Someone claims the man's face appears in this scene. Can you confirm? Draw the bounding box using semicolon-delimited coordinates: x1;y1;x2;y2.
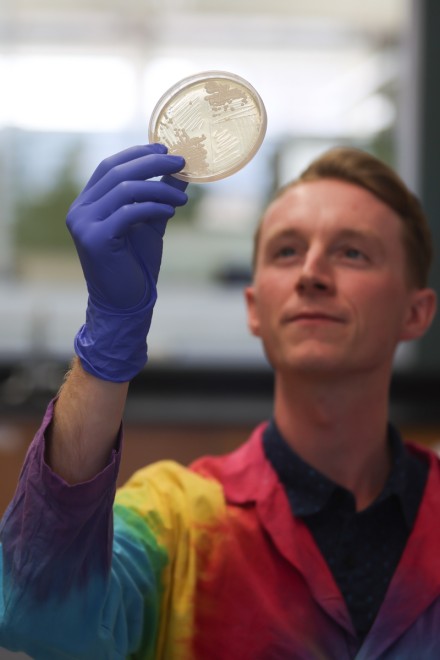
245;178;433;378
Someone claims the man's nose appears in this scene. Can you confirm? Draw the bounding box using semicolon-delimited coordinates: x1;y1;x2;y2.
295;251;335;295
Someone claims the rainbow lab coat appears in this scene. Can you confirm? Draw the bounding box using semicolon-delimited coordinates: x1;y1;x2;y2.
1;400;440;659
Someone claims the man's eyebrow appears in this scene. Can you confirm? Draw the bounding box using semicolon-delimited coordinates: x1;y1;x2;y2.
265;227;382;242
265;228;303;243
262;227;387;256
333;228;384;247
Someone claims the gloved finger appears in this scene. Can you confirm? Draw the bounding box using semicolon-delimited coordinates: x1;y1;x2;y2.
81;154;186;204
106;201;178;237
161;174;189;192
87;180;188;219
82;144;168;194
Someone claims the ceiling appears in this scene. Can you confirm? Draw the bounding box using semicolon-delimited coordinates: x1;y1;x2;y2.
1;0;409;50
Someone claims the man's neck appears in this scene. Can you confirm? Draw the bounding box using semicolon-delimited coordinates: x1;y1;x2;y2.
273;370;393;511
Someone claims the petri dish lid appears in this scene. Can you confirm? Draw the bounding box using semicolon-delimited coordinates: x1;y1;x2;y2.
148;70;267;183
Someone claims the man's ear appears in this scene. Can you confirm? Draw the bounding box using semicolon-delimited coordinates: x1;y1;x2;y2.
400;288;437;341
244;286;261;337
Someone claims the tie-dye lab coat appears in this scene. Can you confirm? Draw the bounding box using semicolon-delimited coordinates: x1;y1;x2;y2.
1;400;440;659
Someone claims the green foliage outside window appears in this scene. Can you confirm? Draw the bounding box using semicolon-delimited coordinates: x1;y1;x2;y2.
13;145;205;255
14;147;81;253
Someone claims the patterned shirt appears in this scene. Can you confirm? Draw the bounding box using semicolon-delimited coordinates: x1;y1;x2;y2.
263;420;428;642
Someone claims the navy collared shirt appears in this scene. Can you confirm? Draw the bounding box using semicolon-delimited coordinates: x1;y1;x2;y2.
263;420;429;642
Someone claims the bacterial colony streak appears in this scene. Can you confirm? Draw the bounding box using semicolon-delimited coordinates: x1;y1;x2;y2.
151;75;266;180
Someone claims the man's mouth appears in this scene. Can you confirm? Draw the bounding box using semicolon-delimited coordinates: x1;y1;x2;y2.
284;311;346;324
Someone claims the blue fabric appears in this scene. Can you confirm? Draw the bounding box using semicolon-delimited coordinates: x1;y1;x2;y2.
263;420;428;641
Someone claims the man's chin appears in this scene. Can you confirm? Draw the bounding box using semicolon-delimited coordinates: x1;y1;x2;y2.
271;349;349;375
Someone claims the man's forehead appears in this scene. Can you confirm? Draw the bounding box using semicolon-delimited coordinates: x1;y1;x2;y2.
261;178;402;235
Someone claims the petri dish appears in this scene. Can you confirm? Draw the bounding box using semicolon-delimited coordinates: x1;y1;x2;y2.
148;71;267;183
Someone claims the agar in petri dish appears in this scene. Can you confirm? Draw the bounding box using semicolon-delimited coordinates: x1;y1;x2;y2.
148;71;267;183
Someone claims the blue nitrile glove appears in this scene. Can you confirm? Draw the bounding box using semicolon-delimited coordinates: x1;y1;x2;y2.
66;143;188;382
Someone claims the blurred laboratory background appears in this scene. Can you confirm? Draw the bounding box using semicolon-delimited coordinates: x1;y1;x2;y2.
0;0;440;579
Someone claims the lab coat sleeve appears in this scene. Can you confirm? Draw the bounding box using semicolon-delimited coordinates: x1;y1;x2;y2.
0;400;162;660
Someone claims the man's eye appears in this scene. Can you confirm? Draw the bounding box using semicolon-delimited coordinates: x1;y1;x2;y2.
343;247;366;260
276;246;296;258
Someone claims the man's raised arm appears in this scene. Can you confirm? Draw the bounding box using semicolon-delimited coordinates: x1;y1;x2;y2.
47;143;188;484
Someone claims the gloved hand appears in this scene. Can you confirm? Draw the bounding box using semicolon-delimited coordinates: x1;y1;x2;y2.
66;143;188;382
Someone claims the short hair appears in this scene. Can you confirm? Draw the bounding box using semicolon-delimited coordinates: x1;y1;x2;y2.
252;147;433;288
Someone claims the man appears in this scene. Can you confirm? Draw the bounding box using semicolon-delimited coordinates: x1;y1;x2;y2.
0;143;439;659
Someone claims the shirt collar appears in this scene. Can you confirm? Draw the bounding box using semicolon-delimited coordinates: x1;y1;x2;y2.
262;420;428;528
